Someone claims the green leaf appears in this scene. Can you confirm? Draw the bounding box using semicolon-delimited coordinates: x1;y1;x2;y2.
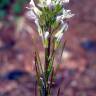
39;15;46;26
45;58;53;81
51;21;59;30
54;4;62;15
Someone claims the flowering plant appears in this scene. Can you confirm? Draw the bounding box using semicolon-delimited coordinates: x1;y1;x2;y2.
27;0;74;96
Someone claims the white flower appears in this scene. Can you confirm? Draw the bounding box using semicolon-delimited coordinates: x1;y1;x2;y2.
27;0;74;43
44;31;49;39
37;0;52;8
46;0;51;6
62;9;74;19
28;0;42;16
61;0;69;3
53;0;69;5
38;0;69;8
56;9;74;23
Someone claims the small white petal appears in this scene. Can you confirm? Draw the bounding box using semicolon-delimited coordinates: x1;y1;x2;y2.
56;9;74;21
30;0;35;7
46;0;51;6
56;15;62;22
44;31;49;39
56;9;74;23
62;0;69;3
62;9;74;19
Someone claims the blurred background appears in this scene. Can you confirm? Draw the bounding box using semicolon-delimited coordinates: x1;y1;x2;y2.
0;0;96;96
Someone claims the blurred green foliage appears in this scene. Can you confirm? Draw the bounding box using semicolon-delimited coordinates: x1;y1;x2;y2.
0;0;29;20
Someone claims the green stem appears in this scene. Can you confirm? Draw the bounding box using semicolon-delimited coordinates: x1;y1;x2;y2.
44;27;51;96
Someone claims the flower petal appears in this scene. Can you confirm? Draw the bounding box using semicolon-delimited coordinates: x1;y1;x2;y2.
30;0;35;7
44;31;49;39
62;9;74;19
62;0;69;3
46;0;51;6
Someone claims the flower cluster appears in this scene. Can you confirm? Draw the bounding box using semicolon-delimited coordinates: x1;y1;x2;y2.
27;0;74;47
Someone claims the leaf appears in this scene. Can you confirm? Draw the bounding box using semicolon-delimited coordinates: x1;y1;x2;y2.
35;52;40;80
31;36;43;74
47;61;53;76
55;40;67;72
35;51;43;75
49;67;55;88
39;15;46;26
51;21;59;31
54;4;62;15
45;57;54;81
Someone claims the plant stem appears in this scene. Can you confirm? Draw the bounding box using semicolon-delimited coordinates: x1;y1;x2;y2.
45;26;51;76
44;27;52;96
45;36;51;72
